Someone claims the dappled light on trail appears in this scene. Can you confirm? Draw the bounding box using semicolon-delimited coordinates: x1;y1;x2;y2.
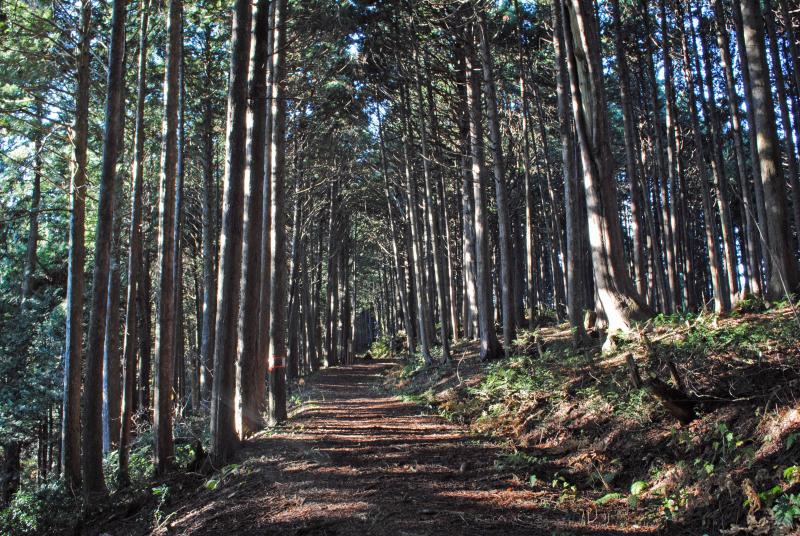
160;361;656;535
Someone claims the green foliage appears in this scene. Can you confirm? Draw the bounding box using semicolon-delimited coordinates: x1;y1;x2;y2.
152;484;170;524
368;336;392;359
0;482;78;535
772;494;800;527
596;492;622;505
468;354;561;402
494;450;541;470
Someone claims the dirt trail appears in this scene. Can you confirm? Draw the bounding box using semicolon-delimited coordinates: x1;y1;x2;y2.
159;360;653;535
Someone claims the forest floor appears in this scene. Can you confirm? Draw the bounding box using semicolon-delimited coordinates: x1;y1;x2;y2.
93;303;800;536
103;360;644;536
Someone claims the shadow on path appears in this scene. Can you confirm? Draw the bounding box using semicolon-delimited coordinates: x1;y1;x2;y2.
161;360;657;536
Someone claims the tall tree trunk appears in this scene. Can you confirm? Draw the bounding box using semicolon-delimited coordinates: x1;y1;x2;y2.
119;2;149;477
81;0;127;494
378;113;414;354
401;87;434;365
553;0;587;345
211;0;251;465
764;0;800;245
236;0;270;439
455;43;479;340
562;0;650;342
153;0;181;476
740;0;800;297
477;13;515;352
413;62;450;362
697;13;740;305
732;0;770;286
610;0;646;302
267;0;289;426
676;0;728;314
102;134;124;454
465;27;502;360
62;0;92;493
200;24;218;403
711;0;761;297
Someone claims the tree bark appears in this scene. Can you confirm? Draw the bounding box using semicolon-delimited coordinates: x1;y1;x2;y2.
153;0;181;476
711;0;762;297
562;0;650;342
62;0;92;493
211;0;252;464
553;0;587;345
119;0;148;475
236;0;271;439
267;0;289;426
81;0;127;494
740;0;800;297
464;27;502;360
200;24;218;403
477;13;515;352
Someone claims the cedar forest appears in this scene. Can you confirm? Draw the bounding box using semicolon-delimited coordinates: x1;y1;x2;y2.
1;0;800;533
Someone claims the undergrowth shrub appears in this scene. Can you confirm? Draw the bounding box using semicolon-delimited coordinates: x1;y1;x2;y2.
0;482;78;535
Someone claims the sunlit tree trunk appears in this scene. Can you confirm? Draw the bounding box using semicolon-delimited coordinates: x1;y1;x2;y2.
236;0;271;439
267;0;289;425
562;0;650;342
477;13;515;352
553;0;587;345
200;24;218;403
414;62;450;362
740;0;800;297
211;0;251;464
464;27;502;360
732;0;769;285
711;0;761;297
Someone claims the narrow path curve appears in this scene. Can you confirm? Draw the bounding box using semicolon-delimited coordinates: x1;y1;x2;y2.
161;361;651;535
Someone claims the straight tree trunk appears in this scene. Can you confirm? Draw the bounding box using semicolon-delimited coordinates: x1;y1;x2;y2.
257;0;276;401
740;0;800;297
378;113;414;354
267;0;289;426
81;0;127;494
119;4;149;477
732;0;770;285
611;0;646;301
413;63;450;362
676;0;728;314
153;0;181;475
211;0;252;465
62;0;92;493
236;0;271;439
200;24;218;403
764;0;800;244
455;43;479;340
711;0;761;297
553;0;587;345
401;87;434;365
464;27;502;360
477;13;515;352
697;14;740;305
562;0;650;341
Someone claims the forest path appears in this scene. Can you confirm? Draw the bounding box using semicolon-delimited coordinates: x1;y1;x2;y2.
159;360;650;535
